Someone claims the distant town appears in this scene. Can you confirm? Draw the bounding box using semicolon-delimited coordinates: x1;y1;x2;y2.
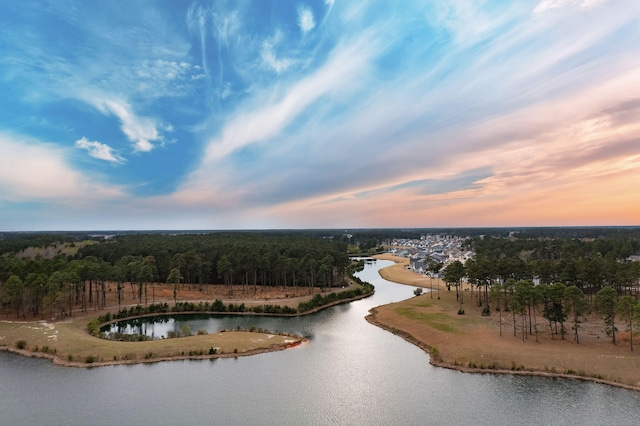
385;234;474;276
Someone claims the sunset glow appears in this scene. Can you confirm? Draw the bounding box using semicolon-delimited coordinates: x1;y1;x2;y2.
1;1;638;230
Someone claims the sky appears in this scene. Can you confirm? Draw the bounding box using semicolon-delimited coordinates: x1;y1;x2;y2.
1;0;639;231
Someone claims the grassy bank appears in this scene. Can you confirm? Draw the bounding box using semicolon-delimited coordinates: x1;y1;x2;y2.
0;318;301;367
369;254;640;391
0;276;374;367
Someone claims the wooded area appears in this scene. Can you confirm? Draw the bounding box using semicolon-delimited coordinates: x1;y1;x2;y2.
0;232;351;319
441;234;640;348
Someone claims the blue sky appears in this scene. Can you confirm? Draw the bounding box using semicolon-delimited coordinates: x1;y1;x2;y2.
1;0;639;230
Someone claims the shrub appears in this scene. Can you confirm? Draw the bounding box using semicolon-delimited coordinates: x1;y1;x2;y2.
87;319;101;336
181;325;191;337
15;340;27;350
209;347;217;355
414;288;423;296
85;355;95;364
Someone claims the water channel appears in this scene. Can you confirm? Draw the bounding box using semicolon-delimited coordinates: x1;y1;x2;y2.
1;260;639;425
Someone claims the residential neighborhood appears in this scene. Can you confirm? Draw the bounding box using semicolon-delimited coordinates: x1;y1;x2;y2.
385;234;475;276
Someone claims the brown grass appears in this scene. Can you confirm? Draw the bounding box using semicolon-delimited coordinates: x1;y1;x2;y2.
0;318;301;367
0;276;365;367
0;280;334;367
369;255;640;391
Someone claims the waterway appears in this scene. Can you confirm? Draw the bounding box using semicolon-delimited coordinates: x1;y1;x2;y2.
1;260;639;425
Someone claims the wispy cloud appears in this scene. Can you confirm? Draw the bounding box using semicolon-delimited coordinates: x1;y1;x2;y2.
260;33;295;74
298;6;316;33
75;137;125;163
201;32;376;164
533;0;608;14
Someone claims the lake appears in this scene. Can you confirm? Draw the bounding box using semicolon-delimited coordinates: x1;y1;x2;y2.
1;260;639;425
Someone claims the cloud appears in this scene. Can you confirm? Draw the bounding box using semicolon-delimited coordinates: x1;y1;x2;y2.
298;6;316;33
187;2;211;82
2;0;639;230
94;99;165;152
212;9;241;48
75;137;125;163
533;0;607;14
202;32;375;163
0;132;124;203
174;3;564;209
261;37;294;74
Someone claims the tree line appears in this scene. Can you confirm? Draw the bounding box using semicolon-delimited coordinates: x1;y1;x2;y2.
440;234;640;349
0;233;351;319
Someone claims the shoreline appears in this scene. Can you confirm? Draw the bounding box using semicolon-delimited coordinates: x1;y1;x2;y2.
0;284;372;369
370;254;640;392
0;339;303;368
99;288;374;326
365;309;640;393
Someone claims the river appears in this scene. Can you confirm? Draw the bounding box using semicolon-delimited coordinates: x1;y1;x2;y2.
1;260;639;425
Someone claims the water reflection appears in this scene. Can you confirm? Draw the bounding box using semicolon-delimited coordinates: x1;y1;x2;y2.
103;314;316;340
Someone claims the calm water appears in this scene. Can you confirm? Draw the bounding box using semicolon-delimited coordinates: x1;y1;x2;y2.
1;260;639;425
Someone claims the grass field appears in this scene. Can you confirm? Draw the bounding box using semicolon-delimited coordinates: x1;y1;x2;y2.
0;318;300;366
369;254;640;391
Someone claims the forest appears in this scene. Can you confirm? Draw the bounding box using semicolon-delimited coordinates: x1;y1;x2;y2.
0;232;352;319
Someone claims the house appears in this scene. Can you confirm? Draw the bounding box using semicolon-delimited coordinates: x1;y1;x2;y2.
409;258;426;274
